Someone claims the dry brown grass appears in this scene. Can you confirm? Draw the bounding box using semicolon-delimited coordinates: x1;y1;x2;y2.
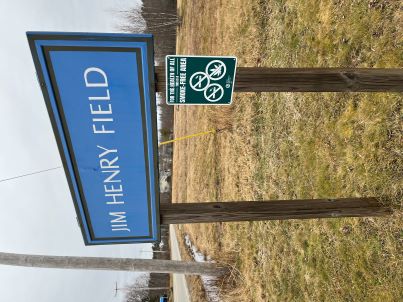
173;225;209;302
173;0;402;301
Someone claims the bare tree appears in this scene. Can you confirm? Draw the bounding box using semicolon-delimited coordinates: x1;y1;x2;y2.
124;275;170;302
120;1;179;34
119;0;178;63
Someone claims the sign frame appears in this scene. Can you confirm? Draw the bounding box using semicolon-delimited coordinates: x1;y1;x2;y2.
27;32;160;245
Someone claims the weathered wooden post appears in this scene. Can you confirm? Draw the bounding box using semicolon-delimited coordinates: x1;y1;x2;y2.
160;198;392;224
155;66;403;92
0;252;228;276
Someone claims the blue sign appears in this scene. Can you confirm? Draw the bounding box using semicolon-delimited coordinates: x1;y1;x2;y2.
27;32;160;245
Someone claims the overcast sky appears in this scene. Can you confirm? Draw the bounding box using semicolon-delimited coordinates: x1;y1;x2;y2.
0;1;155;301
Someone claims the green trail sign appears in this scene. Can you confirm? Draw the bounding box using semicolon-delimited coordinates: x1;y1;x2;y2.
165;55;237;105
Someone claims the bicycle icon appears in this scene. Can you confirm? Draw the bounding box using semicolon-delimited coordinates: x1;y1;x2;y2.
189;60;226;102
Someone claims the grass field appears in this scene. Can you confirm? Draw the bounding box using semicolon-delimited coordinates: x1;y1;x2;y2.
172;1;402;301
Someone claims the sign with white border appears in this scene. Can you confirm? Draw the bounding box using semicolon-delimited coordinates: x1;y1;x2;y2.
27;32;160;245
166;55;237;105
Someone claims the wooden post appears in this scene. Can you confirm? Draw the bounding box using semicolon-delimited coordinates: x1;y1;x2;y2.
156;66;398;224
160;198;392;224
0;252;227;276
155;66;403;92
